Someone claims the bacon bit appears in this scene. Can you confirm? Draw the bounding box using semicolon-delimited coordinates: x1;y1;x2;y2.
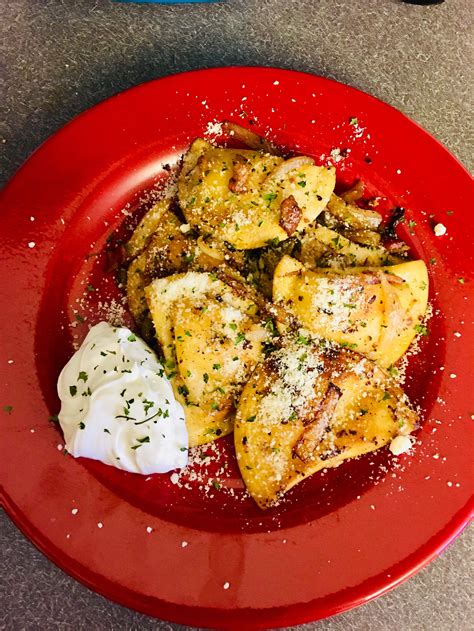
279;195;302;236
228;154;250;194
293;383;342;462
386;241;410;254
340;180;365;204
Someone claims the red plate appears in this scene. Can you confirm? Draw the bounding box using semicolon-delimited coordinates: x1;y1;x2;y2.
1;67;473;629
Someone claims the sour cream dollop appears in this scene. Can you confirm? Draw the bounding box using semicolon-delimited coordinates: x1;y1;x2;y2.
57;322;188;474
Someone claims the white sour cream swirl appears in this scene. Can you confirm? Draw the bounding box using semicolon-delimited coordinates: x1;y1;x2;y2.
57;322;188;474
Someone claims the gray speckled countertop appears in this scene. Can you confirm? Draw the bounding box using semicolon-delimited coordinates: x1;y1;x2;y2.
1;0;473;629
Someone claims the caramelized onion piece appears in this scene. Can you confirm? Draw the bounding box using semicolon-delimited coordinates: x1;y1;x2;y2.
293;383;342;462
222;121;282;156
264;156;315;188
196;236;225;263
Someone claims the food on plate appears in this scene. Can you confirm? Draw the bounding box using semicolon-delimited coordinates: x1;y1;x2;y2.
57;322;188;474
123;198;173;262
145;271;272;446
57;123;429;509
177;138;336;249
234;335;418;508
273;256;429;368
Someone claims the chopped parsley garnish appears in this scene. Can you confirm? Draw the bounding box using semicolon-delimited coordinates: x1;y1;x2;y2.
210;402;219;410
458;277;465;284
127;333;137;342
349;117;358;125
212;363;221;371
177;385;189;397
78;421;85;430
3;405;13;414
48;414;59;423
408;220;417;228
131;436;150;450
228;323;237;331
211;479;221;490
387;365;399;378
86;284;96;293
235;332;246;345
78;371;88;382
74;313;85;323
263;192;277;203
331;235;342;250
246;415;256;423
143;399;155;413
297;333;310;345
359;409;368;416
69;385;77;397
414;324;428;336
203;373;209;383
297;180;307;188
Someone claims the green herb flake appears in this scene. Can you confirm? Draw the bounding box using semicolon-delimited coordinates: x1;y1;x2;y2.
212;363;221;371
74;313;85;323
297;333;310;346
349;117;358;126
458;277;465;284
127;333;137;342
3;405;13;414
229;323;238;331
203;373;209;383
211;479;221;490
408;220;417;228
177;385;189;397
246;415;256;423
69;385;77;397
263;192;277;203
78;421;86;430
414;324;428;336
78;371;88;382
235;332;246;345
387;365;399;378
297;180;307;188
